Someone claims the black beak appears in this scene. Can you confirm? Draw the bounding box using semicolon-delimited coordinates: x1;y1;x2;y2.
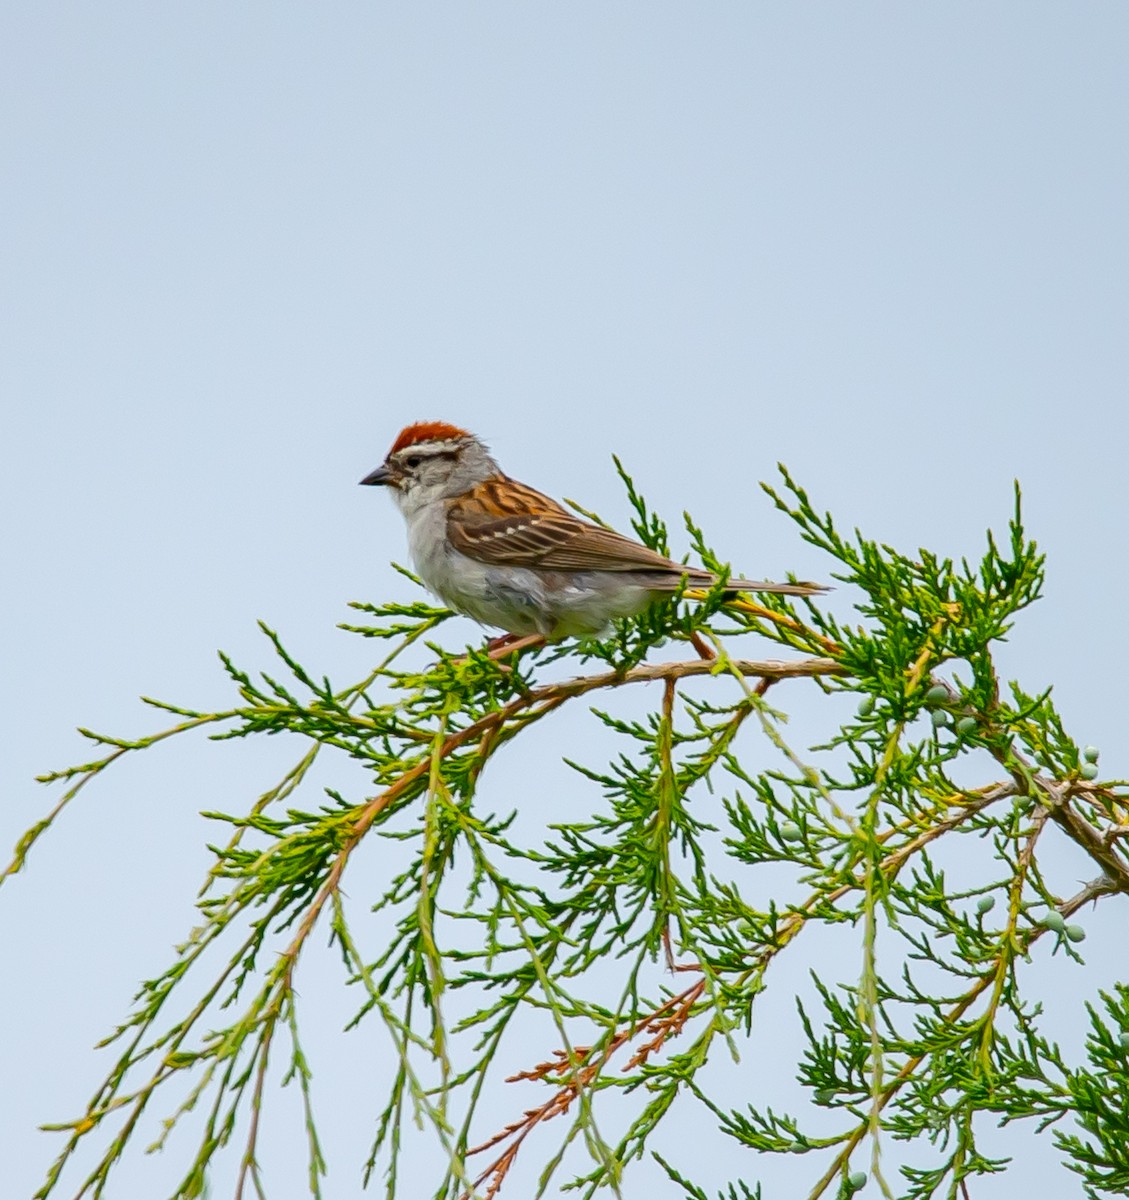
360;464;393;487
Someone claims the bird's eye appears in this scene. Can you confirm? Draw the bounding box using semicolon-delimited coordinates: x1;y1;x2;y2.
405;455;422;468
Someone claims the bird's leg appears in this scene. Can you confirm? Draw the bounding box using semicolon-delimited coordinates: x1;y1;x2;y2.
452;632;547;669
485;632;521;654
688;631;716;661
485;633;545;660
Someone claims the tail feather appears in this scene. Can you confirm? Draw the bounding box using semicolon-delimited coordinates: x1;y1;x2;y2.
727;577;828;597
644;569;828;597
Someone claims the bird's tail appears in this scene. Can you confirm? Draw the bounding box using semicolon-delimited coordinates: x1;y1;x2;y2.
727;577;828;597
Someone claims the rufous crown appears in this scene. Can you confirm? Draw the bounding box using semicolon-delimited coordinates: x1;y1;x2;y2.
389;422;472;454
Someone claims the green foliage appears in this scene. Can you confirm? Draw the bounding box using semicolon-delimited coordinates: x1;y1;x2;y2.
1057;986;1129;1197
6;466;1129;1200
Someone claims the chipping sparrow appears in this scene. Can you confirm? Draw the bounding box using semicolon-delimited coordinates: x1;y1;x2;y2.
360;422;825;641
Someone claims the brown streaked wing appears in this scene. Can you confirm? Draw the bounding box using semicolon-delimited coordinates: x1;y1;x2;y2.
447;477;684;573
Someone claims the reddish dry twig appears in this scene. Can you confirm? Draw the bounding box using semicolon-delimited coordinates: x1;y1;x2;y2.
463;974;707;1199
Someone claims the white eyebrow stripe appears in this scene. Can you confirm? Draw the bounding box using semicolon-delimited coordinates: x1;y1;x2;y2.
397;440;462;457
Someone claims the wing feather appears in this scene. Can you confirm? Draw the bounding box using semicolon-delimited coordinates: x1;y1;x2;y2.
446;476;827;595
447;478;685;573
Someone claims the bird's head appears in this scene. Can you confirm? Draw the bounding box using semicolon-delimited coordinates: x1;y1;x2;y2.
360;422;499;514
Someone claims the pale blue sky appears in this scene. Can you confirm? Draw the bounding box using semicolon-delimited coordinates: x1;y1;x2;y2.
3;6;1127;1198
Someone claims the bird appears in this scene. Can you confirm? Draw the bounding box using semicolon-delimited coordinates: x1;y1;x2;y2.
360;421;825;647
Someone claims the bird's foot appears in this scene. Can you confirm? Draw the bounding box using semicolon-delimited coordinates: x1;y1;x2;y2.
451;633;547;668
688;632;716;661
485;633;546;660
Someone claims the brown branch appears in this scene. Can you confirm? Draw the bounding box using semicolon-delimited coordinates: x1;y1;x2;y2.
983;735;1129;896
1048;784;1129;894
234;1016;275;1200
